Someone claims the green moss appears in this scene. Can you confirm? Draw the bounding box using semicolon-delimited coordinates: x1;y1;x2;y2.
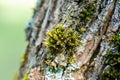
101;32;120;79
82;8;88;13
76;23;82;27
79;13;85;18
45;24;82;72
101;51;120;80
112;33;120;45
101;66;120;80
118;13;120;17
76;1;96;33
79;1;96;22
80;27;86;33
20;53;26;64
105;51;120;67
23;72;29;80
45;24;82;55
68;56;74;64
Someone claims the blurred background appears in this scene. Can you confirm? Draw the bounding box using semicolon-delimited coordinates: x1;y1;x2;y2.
0;0;36;79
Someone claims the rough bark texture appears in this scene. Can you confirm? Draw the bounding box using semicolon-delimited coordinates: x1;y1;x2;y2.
18;0;120;80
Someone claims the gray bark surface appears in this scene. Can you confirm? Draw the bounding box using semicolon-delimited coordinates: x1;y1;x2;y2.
18;0;120;80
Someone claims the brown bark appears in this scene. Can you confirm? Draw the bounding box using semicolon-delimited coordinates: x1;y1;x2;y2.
18;0;120;80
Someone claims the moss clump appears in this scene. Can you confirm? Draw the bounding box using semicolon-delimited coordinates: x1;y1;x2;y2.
45;24;82;72
45;24;82;55
105;51;120;67
68;56;74;64
23;72;29;80
101;51;120;80
112;33;120;45
101;66;120;80
79;1;96;22
20;53;26;64
101;32;120;80
76;1;96;32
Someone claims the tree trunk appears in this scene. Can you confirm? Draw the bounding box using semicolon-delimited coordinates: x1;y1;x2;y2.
17;0;120;80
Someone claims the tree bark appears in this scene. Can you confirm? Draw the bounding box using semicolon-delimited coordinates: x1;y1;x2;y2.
17;0;120;80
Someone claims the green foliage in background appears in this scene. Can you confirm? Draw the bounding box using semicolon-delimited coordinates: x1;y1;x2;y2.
0;0;35;80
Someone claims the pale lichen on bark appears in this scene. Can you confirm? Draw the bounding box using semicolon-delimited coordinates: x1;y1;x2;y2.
18;0;120;80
